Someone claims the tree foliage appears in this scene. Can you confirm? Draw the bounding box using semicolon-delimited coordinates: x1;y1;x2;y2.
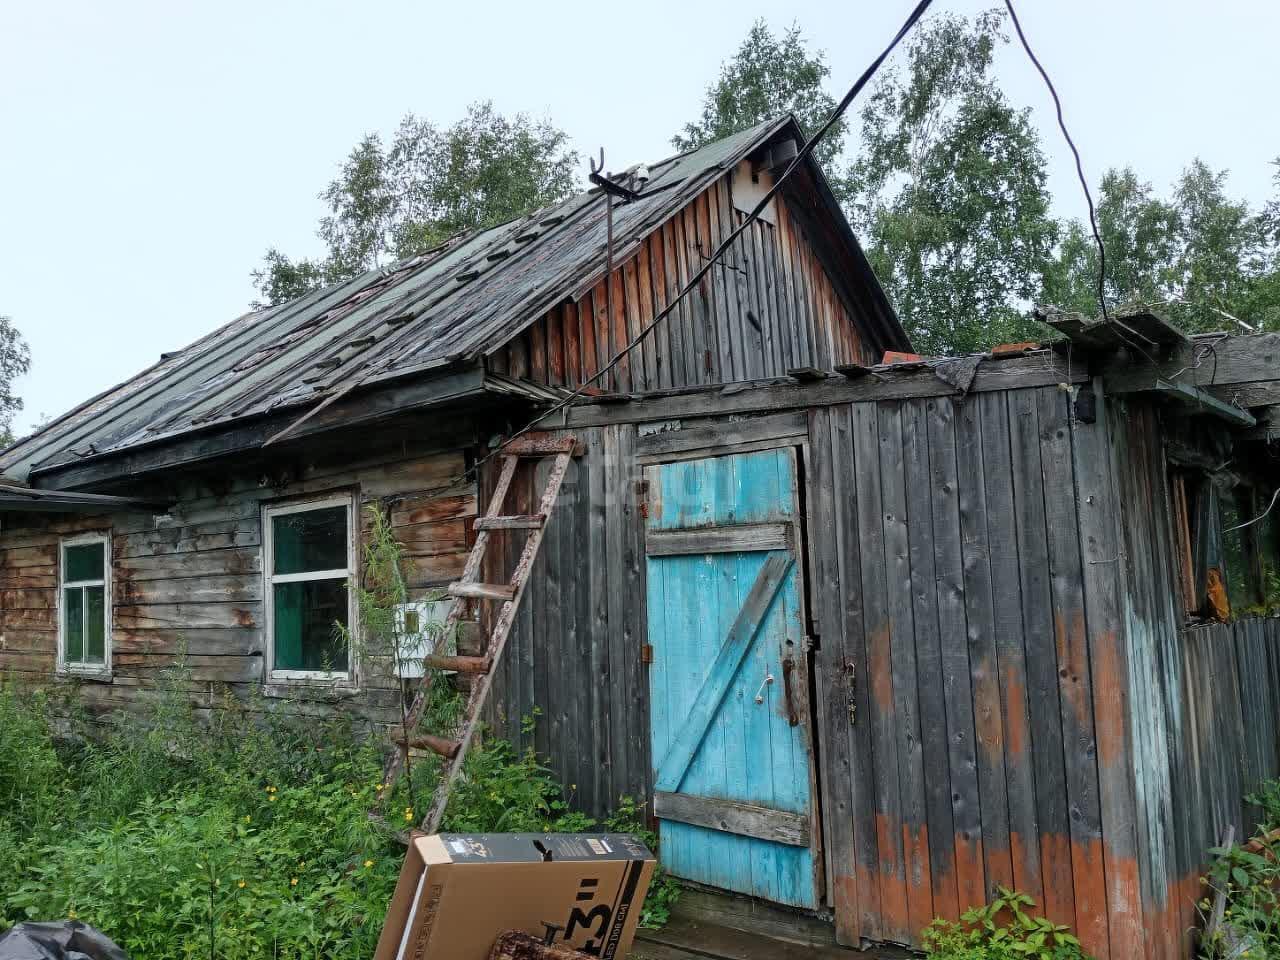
673;20;848;178
252;102;579;306
846;10;1058;356
0;316;31;447
1046;160;1280;333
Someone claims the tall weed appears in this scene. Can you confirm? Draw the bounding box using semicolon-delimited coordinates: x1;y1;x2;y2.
0;672;674;957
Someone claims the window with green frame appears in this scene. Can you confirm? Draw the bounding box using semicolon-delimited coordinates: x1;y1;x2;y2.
60;535;109;672
265;499;352;676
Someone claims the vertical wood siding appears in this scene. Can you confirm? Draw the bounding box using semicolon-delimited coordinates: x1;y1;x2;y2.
488;176;875;392
484;426;650;819
809;386;1138;956
0;436;477;730
1112;398;1280;960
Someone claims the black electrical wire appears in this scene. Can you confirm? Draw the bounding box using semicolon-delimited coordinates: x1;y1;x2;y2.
468;0;937;476
1003;0;1110;322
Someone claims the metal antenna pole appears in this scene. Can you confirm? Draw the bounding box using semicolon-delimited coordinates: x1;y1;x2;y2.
589;148;641;393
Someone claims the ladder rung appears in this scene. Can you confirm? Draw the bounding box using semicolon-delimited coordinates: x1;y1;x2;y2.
448;581;516;601
423;654;489;675
474;514;546;531
500;435;582;457
396;733;461;759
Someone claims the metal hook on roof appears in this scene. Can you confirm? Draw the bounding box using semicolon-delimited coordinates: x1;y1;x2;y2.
589;147;605;178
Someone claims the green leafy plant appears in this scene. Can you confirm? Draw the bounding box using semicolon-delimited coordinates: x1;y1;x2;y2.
923;888;1091;960
0;667;678;956
1196;780;1280;958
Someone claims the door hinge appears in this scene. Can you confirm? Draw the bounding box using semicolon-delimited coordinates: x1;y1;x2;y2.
641;644;654;664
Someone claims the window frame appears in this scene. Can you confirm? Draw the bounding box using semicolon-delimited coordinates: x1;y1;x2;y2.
57;531;112;678
262;493;358;683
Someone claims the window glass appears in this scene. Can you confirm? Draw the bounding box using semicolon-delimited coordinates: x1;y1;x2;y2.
1222;494;1252;613
63;587;84;663
273;579;350;672
85;586;106;663
61;538;108;669
267;501;352;675
272;507;347;575
65;542;104;582
1261;499;1280;609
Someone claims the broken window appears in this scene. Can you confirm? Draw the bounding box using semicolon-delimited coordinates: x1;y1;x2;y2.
264;498;353;677
60;534;110;674
1171;469;1280;621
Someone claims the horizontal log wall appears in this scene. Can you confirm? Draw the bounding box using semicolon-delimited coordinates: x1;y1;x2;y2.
488;175;874;393
0;431;477;730
809;385;1139;957
1112;397;1280;960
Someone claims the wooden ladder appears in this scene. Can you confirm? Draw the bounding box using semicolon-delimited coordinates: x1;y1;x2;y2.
379;434;581;833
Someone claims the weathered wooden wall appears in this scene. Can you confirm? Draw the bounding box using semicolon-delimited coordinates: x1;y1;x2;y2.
1111;397;1280;959
0;431;477;730
483;426;650;819
807;384;1141;957
485;371;1149;954
488;174;875;393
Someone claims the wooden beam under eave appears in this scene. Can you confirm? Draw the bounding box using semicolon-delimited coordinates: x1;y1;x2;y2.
1149;379;1257;427
1103;331;1280;393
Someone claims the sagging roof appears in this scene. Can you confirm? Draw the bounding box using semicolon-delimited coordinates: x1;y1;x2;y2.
2;116;904;487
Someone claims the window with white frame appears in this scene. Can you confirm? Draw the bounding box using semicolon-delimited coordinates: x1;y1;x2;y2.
59;534;110;674
263;497;355;679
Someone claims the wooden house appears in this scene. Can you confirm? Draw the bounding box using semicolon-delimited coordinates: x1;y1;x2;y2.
3;115;1280;959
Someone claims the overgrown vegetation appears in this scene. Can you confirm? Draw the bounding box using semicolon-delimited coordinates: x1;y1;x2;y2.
1198;780;1280;958
0;505;676;956
923;888;1091;960
0;679;675;957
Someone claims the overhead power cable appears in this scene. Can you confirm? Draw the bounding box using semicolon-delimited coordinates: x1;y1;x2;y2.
1003;0;1110;322
466;0;936;478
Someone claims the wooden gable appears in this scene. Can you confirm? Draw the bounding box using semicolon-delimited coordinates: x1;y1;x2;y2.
487;168;885;393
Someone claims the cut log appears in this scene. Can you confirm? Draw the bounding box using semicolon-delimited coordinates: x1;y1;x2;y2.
423;654;489;675
392;731;460;759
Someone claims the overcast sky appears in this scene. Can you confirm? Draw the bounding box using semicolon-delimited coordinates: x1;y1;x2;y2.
1;0;1276;435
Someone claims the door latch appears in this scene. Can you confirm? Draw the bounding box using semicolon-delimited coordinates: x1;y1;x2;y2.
782;657;799;726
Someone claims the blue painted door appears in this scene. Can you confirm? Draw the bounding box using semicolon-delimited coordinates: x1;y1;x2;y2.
645;447;817;908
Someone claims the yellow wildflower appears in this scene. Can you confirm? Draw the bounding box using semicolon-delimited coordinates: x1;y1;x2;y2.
68;910;77;920
376;783;385;791
238;880;247;889
268;794;276;802
364;859;374;869
243;815;251;824
290;877;298;887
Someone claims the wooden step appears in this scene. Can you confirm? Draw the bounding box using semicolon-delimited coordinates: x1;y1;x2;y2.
448;581;516;601
500;435;582;457
395;732;461;759
423;654;489;675
474;514;546;531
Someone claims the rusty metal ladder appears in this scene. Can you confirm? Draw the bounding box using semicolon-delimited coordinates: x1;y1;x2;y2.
379;434;581;833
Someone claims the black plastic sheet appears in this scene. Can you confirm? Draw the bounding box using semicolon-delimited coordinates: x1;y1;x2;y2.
0;922;128;960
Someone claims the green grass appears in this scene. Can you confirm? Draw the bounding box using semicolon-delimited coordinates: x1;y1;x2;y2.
0;676;677;958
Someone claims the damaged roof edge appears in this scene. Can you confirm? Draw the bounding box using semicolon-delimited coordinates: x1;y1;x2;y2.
28;360;559;492
11;117;900;487
0;484;172;514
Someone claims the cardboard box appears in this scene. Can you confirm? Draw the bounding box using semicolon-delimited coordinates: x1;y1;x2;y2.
375;833;656;960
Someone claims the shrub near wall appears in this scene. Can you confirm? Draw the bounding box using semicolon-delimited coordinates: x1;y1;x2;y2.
0;680;674;959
